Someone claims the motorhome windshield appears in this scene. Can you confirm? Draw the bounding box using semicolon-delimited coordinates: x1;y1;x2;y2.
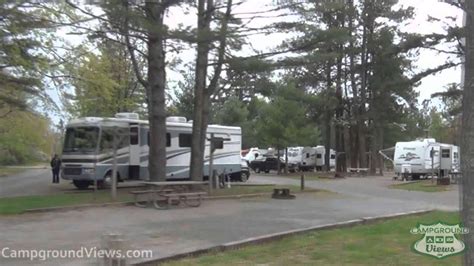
63;126;99;152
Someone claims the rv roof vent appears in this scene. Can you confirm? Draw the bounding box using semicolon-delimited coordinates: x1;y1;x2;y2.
166;116;187;123
115;112;139;120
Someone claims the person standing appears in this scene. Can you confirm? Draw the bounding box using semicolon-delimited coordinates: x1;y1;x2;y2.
50;154;61;184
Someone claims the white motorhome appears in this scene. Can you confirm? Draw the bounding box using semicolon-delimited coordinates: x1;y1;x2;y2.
393;138;460;179
61;113;242;189
314;146;336;170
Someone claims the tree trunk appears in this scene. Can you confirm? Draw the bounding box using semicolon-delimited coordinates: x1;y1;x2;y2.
347;0;359;169
369;123;378;175
190;0;213;181
335;15;345;173
145;2;167;181
462;2;474;265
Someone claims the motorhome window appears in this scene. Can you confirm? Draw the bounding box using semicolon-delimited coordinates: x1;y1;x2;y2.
179;133;192;147
306;153;310;158
316;154;322;159
130;127;139;145
63;127;99;152
100;128;129;152
442;149;450;158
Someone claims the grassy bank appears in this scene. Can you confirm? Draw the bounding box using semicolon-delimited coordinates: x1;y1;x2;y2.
0;184;321;215
0;189;134;215
165;211;460;266
390;180;452;192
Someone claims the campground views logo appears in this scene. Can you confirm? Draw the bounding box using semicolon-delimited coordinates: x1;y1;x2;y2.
411;222;469;259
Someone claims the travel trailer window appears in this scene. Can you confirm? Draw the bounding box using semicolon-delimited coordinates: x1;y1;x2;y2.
147;132;171;147
316;154;322;159
441;149;450;158
63;127;99;152
454;152;459;159
306;153;310;158
179;133;192;147
331;154;336;159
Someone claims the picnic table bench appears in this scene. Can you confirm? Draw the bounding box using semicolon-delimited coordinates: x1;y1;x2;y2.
131;181;208;209
347;168;369;176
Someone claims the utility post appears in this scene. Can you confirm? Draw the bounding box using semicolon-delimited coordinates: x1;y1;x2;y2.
207;134;230;192
110;127;131;201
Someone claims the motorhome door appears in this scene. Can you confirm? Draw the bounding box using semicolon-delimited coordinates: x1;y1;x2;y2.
129;123;140;178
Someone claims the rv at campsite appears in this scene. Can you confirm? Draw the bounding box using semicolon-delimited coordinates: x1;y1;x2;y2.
61;113;242;189
391;138;460;180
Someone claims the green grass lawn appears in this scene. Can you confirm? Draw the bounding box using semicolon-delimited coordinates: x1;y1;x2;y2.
0;189;134;215
164;211;461;266
0;185;320;215
390;180;452;192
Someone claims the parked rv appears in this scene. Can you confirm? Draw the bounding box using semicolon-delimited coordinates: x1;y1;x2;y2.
393;138;460;180
242;147;269;164
286;146;317;171
61;113;242;189
314;146;336;170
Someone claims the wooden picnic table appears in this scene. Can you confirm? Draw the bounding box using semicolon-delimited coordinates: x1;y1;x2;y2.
132;181;208;209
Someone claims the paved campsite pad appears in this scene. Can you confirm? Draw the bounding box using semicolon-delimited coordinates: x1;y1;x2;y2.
0;172;461;265
0;188;454;266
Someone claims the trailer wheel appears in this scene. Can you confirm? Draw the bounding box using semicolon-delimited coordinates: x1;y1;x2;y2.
254;167;261;173
73;180;90;190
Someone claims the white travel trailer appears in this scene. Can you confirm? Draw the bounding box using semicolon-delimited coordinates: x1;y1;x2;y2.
61;113;242;189
286;147;317;171
314;146;336;170
393;138;460;179
242;147;268;164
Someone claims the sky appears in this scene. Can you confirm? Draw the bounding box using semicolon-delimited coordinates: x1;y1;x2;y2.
163;0;464;109
49;0;464;123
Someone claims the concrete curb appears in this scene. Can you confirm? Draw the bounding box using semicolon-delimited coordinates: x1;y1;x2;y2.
132;209;433;266
21;189;322;214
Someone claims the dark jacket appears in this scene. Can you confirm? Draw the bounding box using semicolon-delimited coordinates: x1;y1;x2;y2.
50;158;61;170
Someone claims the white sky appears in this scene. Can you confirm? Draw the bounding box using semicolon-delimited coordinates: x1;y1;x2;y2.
49;0;464;123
